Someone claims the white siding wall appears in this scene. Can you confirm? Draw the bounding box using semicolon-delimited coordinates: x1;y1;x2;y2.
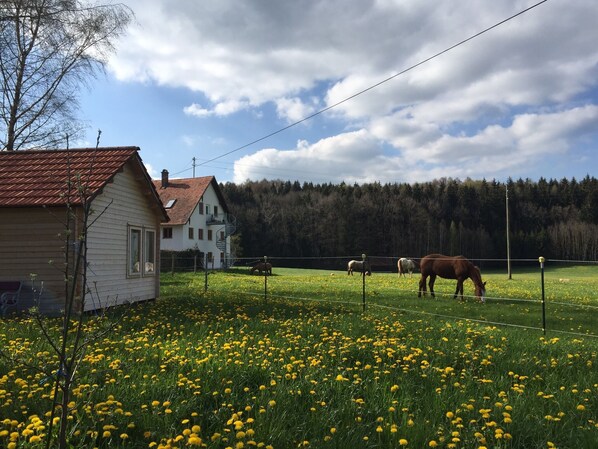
86;165;161;311
159;226;185;252
160;183;230;268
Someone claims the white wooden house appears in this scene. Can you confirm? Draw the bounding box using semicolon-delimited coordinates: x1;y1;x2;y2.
153;170;235;269
0;147;168;315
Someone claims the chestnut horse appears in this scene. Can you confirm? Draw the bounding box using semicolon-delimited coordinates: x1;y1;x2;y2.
418;254;486;302
250;262;272;275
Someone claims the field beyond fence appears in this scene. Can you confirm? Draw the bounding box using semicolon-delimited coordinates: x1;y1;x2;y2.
187;257;598;339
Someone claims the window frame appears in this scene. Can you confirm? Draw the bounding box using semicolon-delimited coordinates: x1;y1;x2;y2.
128;225;157;278
143;229;156;276
128;226;142;277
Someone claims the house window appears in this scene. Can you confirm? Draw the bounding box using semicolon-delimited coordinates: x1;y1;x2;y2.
205;205;211;215
144;229;156;274
163;227;173;239
214;206;219;217
220;231;225;240
198;203;203;214
220;252;224;265
188;227;194;239
198;228;204;240
129;226;156;277
207;230;213;241
207;252;213;263
129;227;142;275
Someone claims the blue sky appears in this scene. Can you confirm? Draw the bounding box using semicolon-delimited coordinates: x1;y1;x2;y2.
79;0;598;185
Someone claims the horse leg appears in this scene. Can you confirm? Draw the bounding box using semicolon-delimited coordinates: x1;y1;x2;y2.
418;275;427;297
429;274;436;298
454;280;464;300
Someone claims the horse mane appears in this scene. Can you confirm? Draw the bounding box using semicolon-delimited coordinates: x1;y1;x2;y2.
469;264;484;287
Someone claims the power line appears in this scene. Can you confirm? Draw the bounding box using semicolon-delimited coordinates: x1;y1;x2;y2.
197;0;549;169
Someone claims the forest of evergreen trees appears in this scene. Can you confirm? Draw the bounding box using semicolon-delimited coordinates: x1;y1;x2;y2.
221;176;598;268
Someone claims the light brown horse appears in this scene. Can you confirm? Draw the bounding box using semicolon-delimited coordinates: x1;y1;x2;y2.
347;260;371;276
398;257;417;278
418;254;486;302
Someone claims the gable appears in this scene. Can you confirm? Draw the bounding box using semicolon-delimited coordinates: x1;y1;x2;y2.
153;176;229;225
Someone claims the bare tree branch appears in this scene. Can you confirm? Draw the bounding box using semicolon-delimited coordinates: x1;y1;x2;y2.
0;0;132;150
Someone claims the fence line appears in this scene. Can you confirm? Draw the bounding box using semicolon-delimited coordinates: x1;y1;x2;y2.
221;287;598;339
192;255;597;339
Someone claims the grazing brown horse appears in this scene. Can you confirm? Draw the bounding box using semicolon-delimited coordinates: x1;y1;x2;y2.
418;254;486;302
250;262;272;275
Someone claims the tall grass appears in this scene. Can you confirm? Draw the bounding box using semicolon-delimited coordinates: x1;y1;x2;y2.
0;268;596;448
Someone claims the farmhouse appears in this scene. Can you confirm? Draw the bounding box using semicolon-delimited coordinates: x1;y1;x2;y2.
0;147;168;315
153;170;235;269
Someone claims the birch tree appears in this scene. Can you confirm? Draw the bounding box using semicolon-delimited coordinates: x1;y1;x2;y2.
0;0;132;151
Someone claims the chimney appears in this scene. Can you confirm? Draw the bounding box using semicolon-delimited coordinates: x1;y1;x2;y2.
161;169;169;188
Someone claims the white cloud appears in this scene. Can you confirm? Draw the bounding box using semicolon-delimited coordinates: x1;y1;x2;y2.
183;103;212;117
275;97;319;123
234;106;598;184
107;0;598;183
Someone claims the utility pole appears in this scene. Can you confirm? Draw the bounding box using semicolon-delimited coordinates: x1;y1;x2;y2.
506;184;512;279
192;157;196;178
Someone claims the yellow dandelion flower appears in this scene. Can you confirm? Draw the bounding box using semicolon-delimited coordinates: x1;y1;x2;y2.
399;438;408;446
429;441;438;447
188;436;202;446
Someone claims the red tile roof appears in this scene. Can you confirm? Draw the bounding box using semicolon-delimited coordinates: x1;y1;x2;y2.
152;176;228;225
0;147;162;210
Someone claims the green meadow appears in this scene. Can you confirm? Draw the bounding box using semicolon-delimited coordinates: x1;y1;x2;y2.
0;266;596;448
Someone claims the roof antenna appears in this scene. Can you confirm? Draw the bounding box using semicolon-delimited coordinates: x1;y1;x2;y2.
96;129;102;149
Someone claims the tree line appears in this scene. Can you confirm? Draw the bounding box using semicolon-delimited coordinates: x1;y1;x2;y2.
221;176;598;267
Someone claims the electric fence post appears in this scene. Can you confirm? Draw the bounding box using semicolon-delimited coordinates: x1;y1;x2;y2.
539;256;546;335
204;253;208;293
264;255;268;303
362;253;367;312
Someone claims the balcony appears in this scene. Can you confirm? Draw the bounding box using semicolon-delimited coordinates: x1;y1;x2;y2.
206;214;225;226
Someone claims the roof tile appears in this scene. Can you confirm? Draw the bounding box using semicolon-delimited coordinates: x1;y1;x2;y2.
0;147;140;207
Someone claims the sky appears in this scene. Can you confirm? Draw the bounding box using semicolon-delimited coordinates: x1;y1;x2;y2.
79;0;598;185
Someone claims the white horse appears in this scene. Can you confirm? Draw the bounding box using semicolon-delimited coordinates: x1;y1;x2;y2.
347;260;371;276
398;258;416;278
